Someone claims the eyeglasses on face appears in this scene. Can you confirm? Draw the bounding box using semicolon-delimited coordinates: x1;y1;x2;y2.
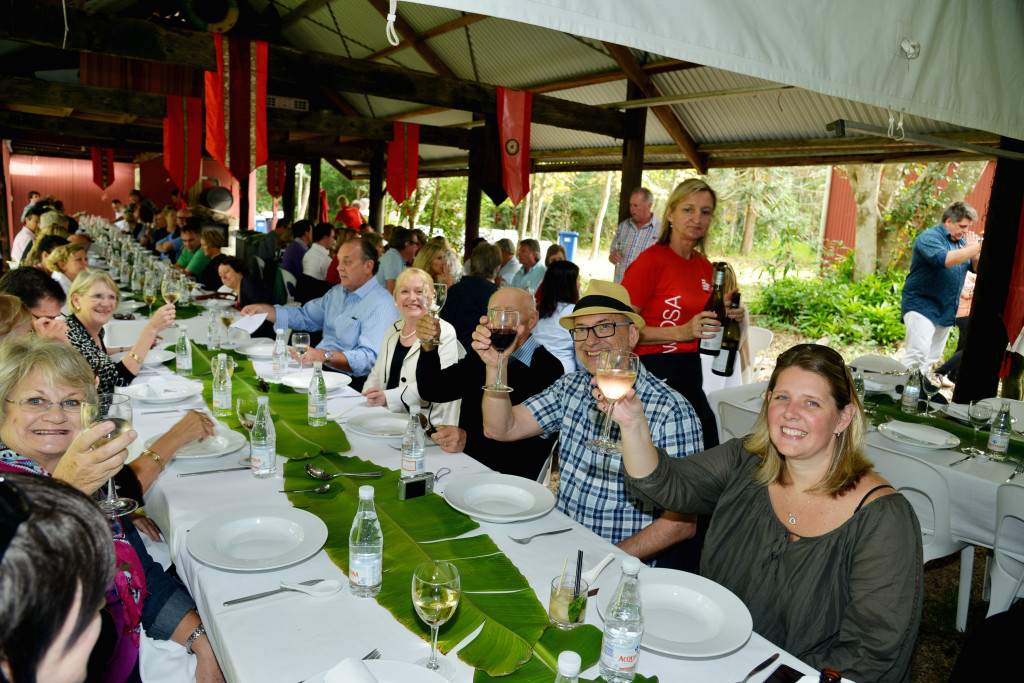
5;397;83;413
570;321;631;342
85;293;118;303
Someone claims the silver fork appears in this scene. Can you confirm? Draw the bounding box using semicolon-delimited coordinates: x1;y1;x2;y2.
508;528;573;544
1006;464;1024;483
362;648;381;660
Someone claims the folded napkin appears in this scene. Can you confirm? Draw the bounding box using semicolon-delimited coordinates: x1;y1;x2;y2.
885;421;951;445
231;313;268;334
138;377;184;398
324;659;378;683
945;403;970;421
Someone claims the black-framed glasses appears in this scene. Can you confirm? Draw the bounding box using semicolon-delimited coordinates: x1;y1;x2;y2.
570;321;631;342
5;397;83;414
0;476;32;560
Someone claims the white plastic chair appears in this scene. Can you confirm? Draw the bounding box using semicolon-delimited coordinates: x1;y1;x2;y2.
254;255;266;279
867;447;973;631
537;437;559;487
718;401;759;442
742;326;773;384
280;269;297;304
986;484;1024;617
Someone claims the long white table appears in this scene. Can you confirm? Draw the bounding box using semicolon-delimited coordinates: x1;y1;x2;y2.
131;363;821;683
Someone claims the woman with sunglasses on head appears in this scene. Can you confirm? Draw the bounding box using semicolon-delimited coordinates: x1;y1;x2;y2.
602;343;923;683
64;269;176;394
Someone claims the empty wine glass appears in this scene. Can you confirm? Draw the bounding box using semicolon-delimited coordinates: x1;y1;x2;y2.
920;366;941;416
422;283;447;345
482;308;519;393
292;332;310;370
236;396;259;467
965;400;994;456
586;350;640;454
81;394;136;517
412;560;460;680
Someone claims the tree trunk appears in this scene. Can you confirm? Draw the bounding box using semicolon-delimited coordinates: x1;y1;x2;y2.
429;179;441;231
845;163;882;280
875;164;901;269
590;171;614;259
519;175;535;240
407;179;429;229
739;199;757;255
530;174;549;237
296;163;309;220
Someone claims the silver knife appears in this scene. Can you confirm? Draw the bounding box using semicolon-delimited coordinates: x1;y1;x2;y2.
177;466;249;477
224;579;324;606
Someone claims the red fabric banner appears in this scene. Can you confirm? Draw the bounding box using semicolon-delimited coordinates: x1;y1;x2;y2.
386;122;419;205
163;95;203;194
90;147;114;190
1001;198;1024;346
497;86;532;206
266;160;287;198
204;34;268;183
319;189;329;223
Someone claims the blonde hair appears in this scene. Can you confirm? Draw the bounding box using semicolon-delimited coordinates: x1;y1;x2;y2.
412;242;449;280
393;267;432;302
332;227;359;254
200;230;226;248
744;344;870;496
67;269;119;315
0;294;31;339
657;179;718;252
21;224;70;267
0;335;97;418
43;243;87;275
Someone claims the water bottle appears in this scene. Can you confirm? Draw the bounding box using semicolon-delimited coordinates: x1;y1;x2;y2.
250;395;277;478
212;353;232;417
853;368;865;404
349;485;383;597
272;328;288;380
207;311;221;350
901;369;921;414
553;651;581;683
401;405;425;478
308;361;327;426
987;400;1012;462
175;328;192;376
599;557;644;682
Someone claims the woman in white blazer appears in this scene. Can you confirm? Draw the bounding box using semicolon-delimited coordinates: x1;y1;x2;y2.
363;267;463;428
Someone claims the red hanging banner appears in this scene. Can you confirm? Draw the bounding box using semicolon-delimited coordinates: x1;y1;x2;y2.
266;160;287;198
1001;198;1024;346
163;95;203;194
497;86;532;206
204;34;268;183
319;189;329;223
90;147;114;190
386;122;419;205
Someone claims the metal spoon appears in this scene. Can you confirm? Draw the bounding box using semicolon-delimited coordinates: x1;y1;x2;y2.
305;464;383;480
279;579;343;597
280;484;331;494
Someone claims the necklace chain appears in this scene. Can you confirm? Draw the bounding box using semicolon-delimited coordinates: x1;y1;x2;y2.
400;327;417;339
784;484;814;525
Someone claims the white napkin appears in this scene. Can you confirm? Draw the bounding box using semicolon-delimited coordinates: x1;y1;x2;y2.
231;313;268;334
945;403;970;421
324;659;378;683
885;421;950;445
138;631;198;683
139;377;176;398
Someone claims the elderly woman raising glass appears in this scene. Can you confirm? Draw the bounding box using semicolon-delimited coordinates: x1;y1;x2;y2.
362;267;461;427
65;269;176;394
601;343;922;683
0;335;223;682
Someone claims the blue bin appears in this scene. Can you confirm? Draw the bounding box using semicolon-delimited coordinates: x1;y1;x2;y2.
254;216;268;233
558;231;579;262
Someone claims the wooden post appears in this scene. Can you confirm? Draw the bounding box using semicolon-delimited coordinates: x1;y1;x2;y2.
617;81;646;223
238;175;251;231
307;158;321;222
368;143;385;233
952;140;1024;403
464;128;483;260
282;161;297;223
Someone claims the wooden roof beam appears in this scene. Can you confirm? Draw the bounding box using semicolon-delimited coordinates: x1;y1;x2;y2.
281;0;334;29
365;13;486;61
325;158;353;180
366;0;456;78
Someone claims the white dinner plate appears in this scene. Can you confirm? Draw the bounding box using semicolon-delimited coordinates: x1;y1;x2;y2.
145;429;246;460
597;568;752;658
238;340;276;359
120;378;204;404
877;421;960;450
344;413;408;439
442;473;556;523
116;300;145;313
196;298;236;309
977;397;1024;425
849;355;908;390
306;660;446;683
186;506;328;572
111;349;175;366
282;370;351;393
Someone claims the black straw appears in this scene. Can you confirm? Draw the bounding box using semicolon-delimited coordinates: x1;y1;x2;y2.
573;549;583;598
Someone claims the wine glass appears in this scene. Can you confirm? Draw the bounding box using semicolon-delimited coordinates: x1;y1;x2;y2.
586;350;640;454
965;400;994;456
920;365;941;416
481;308;519;393
219;308;237;348
161;275;182;328
292;332;310;371
422;283;447;345
412;560;461;679
236;397;258;467
142;280;158;317
81;394;137;517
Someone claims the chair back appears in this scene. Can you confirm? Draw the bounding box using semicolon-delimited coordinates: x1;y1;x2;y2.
742;326;773;383
989;483;1024;614
718;401;759;442
280;268;297;304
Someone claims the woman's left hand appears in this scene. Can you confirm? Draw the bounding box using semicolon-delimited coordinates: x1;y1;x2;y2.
362;386;386;408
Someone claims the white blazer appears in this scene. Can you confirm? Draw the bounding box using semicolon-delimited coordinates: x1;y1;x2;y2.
365;318;463;427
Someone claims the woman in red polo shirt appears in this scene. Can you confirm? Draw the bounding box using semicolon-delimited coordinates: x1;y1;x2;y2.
621;179;743;448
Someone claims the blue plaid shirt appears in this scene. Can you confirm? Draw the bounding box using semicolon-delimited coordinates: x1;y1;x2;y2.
523;363;703;543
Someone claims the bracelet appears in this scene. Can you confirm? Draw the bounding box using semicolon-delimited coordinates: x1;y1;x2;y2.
143;449;165;470
127;350;142;363
185;623;206;655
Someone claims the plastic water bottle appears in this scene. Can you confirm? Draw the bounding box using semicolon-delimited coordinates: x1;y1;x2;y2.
349;485;383;597
401;405;425;478
901;369;921;414
272;328;288;380
212;353;232;417
987;400;1013;462
250;395;277;478
553;651;581;683
308;361;327;426
175;328;192;376
207;312;221;350
599;557;644;682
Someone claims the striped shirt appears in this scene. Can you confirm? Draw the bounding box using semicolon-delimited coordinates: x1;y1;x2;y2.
611;215;661;283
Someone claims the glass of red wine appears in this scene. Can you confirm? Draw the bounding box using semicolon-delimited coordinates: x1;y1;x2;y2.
482;308;519;393
81;393;137;517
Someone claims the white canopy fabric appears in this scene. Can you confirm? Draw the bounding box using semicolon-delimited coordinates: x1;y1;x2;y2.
408;0;1024;141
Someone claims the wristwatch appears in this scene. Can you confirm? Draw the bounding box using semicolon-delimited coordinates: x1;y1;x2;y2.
324;350;333;364
185;623;206;655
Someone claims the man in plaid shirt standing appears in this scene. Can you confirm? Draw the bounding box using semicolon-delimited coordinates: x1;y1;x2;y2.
475;280;703;564
609;187;660;284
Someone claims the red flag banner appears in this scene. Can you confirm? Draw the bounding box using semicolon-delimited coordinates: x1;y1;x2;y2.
1001;199;1024;346
163;95;203;194
386;122;419;205
266;160;287;198
91;147;114;190
319;189;329;223
497;86;532;206
204;34;268;183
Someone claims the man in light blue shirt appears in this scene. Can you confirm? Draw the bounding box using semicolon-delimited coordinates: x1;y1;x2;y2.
378;227;421;293
242;238;398;389
494;238;520;287
510;239;546;293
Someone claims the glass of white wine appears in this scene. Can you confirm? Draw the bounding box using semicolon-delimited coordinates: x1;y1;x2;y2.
160;275;182;329
422;283;447;345
412;560;460;680
586;350;640;455
219;308;237;348
143;280;158;317
81;394;137;517
292;332;310;371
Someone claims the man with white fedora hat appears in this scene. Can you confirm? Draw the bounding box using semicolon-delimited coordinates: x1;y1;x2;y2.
474;280;703;563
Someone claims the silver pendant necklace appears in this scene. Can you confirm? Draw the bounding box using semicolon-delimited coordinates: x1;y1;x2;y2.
784;485;814;525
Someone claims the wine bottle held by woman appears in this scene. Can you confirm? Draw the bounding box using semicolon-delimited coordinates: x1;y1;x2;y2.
711;293;741;377
699;265;726;356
